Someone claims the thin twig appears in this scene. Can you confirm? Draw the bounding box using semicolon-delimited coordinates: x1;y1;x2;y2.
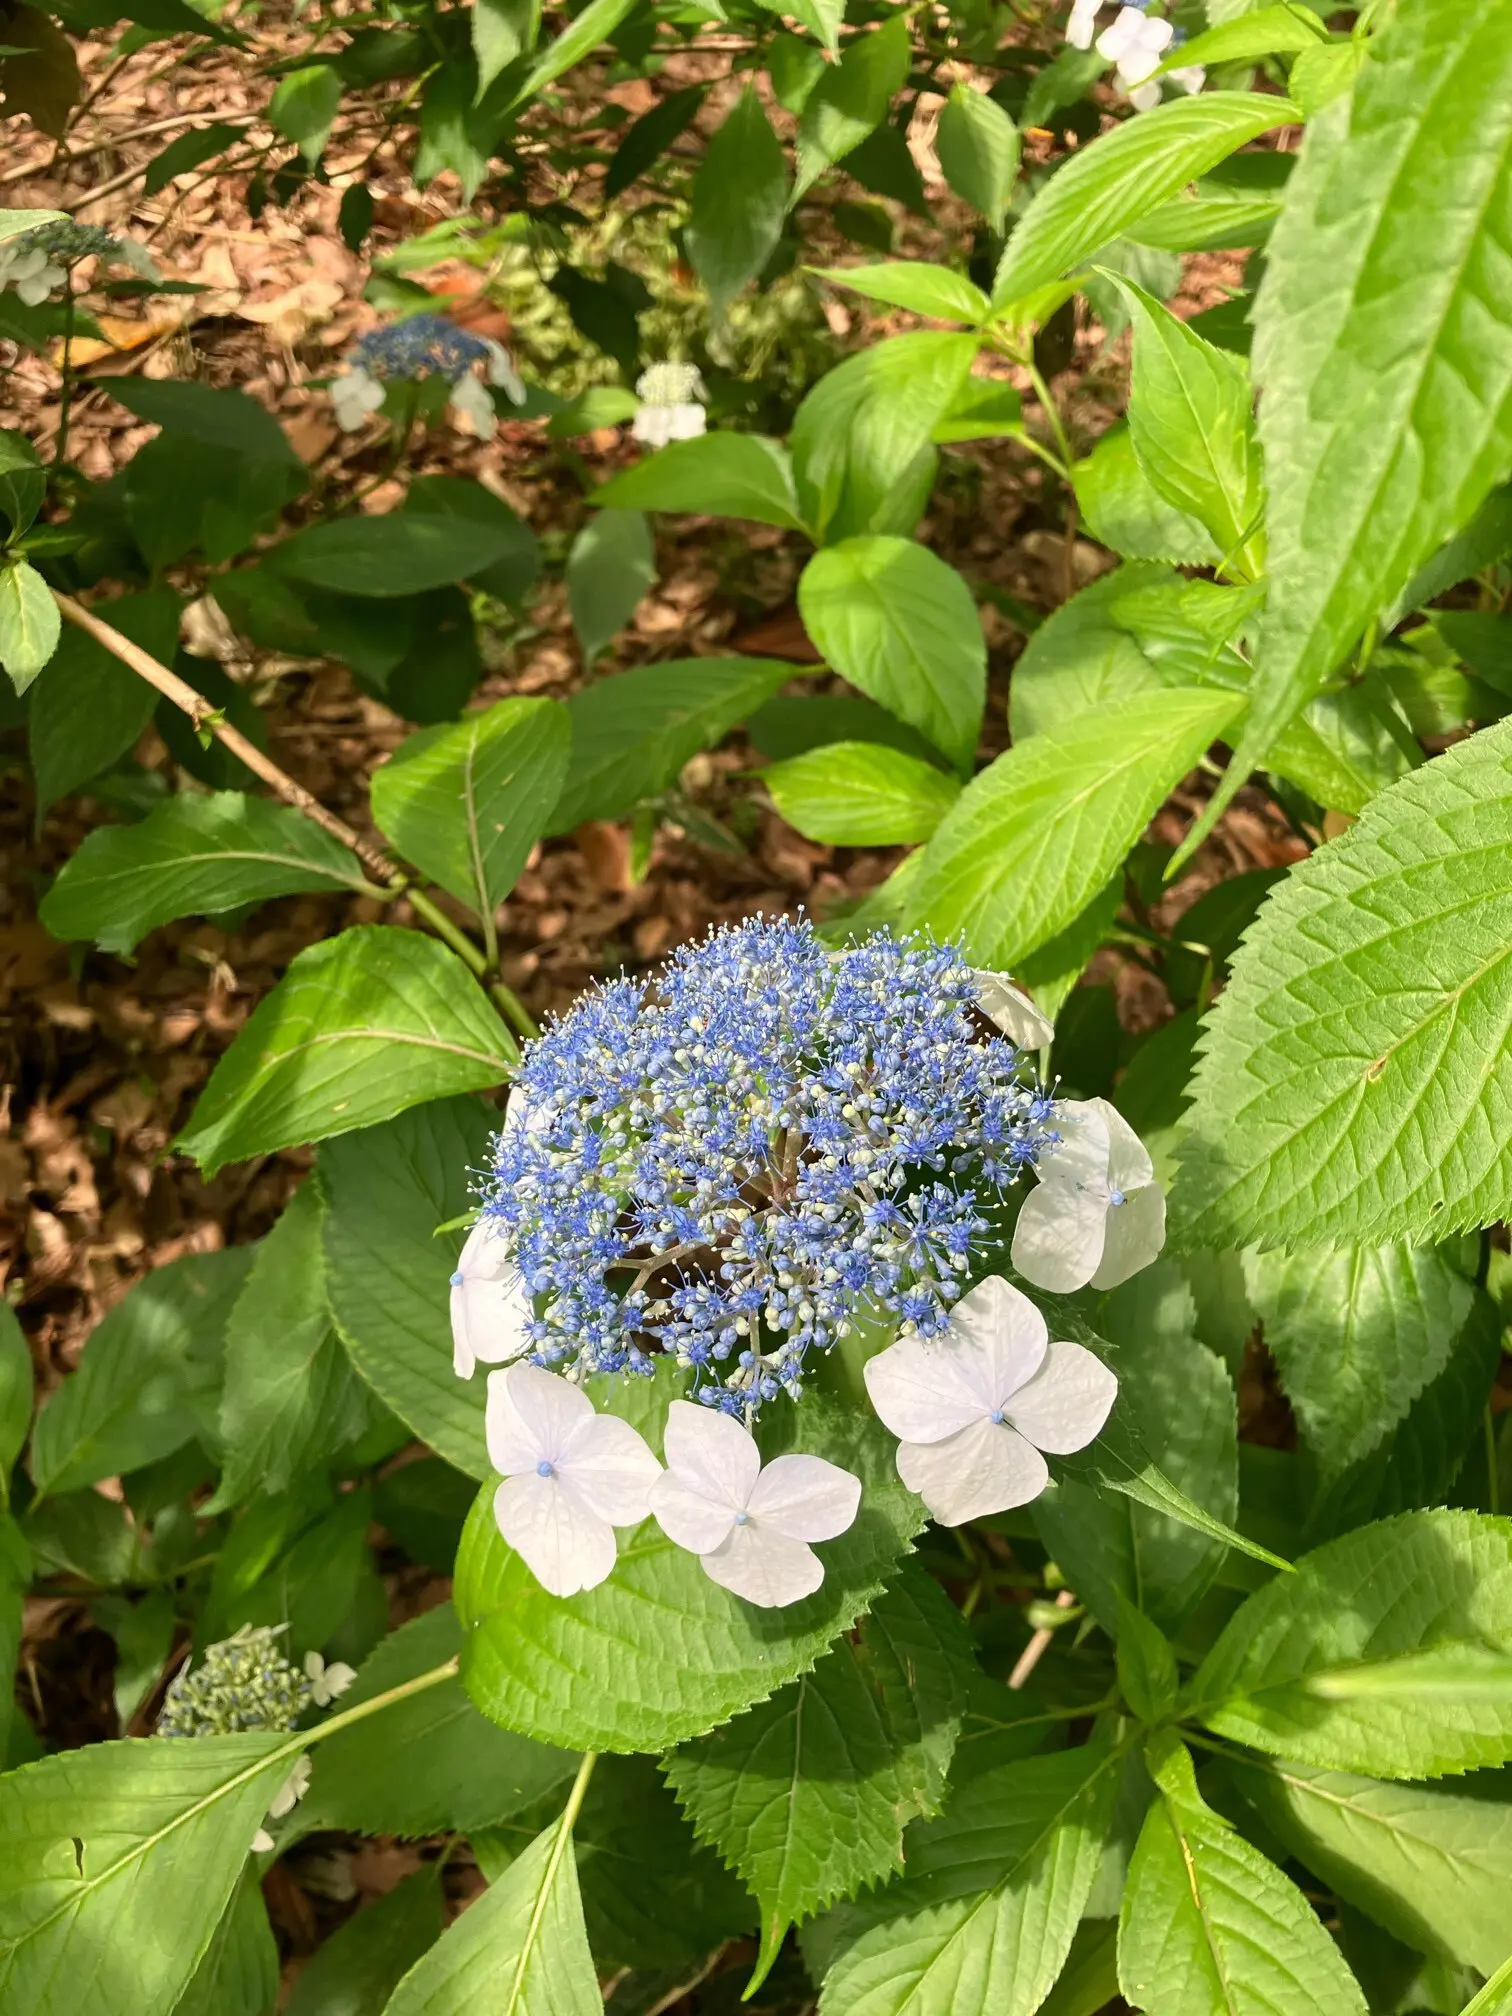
1008;1586;1076;1690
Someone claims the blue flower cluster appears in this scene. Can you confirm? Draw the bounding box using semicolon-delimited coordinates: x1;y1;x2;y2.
478;920;1057;1415
349;313;492;384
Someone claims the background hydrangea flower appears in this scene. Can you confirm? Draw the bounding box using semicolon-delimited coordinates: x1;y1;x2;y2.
475;919;1056;1418
0;219;156;304
864;1274;1117;1523
331;313;526;437
1011;1095;1165;1292
155;1623;311;1738
633;361;707;447
1098;4;1175;109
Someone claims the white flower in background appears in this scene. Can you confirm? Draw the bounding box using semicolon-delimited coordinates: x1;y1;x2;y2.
483;336;528;405
330;365;387;432
486;1362;661;1597
1098;5;1175;110
1011;1096;1165;1294
303;1650;356;1708
649;1400;861;1608
864;1274;1117;1525
0;239;67;305
971;969;1055;1050
632;362;707;448
450;1218;534;1380
252;1753;312;1854
1066;0;1101;50
1167;59;1206;95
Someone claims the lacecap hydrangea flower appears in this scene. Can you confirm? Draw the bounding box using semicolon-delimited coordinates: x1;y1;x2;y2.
1095;5;1204;110
454;921;1162;1606
331;312;527;438
0;219;157;305
632;361;707;448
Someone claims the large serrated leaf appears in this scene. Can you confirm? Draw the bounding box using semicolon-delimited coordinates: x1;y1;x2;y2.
1173;720;1512;1249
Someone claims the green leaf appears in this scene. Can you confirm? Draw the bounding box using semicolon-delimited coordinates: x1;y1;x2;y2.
1192;1509;1512;1778
0;561;58;695
403;476;542;607
371;698;569;917
565;508;654;667
1392;481;1512;626
174;1868;279;2016
1114;277;1264;579
1008;563;1175;742
795;14;910;198
665;1566;974;1984
687;88;789;319
1173;720;1512;1248
0;1303;30;1511
1229;1755;1512;1977
472;0;535;96
604;84;704;197
320;1096;494;1477
507;0;640;110
905;688;1241;967
207;1184;377;1513
1115;1601;1179;1724
931;374;1023;444
30;1248;253;1499
815;1740;1122;2016
269;63;342;163
301;1608;575;1838
456;1385;924;1754
1075;427;1222;568
798;538;985;774
0;1731;295;2016
1118;1735;1369;2016
764;741;959;845
1243;1244;1473;1478
1463;1954;1512;2016
935;85;1020;232
816;261;989;326
593;433;805;531
991;93;1299;310
791;332;980;544
0;427;44;536
1185;3;1512;858
210;1486;380;1660
39;791;369;955
0;207;64;243
175;926;514;1178
105;379;302;469
385;1801;599;2016
548;656;793;833
286;1864;443;2016
1158;6;1327;71
270;514;516;597
141;121;241;196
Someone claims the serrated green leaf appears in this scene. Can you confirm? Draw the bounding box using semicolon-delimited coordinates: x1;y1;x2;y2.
548;656;793;832
795;14;909;198
456;1385;924;1755
320;1096;494;1477
765;741;959;846
0;1732;294;2016
370;697;569;918
0;560;59;695
507;0;639;110
1008;563;1176;742
174;1867;278;2016
176;927;514;1178
1244;1244;1473;1479
665;1566;974;1983
1118;1736;1369;2016
991;93;1298;310
287;1864;442;2016
815;1740;1123;2016
39;791;369;954
687;88;788;320
1185;1;1512;858
817;261;989;326
472;0;534;95
594;434;805;530
798;539;985;774
301;1608;575;1839
1075;427;1222;568
1115;1600;1179;1724
1173;720;1512;1248
1157;5;1326;72
1229;1754;1512;1976
1192;1509;1512;1778
905;687;1240;968
936;85;1019;233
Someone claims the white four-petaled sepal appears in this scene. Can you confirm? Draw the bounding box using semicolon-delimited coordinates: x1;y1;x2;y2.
450;1218;534;1379
304;1649;356;1707
1011;1096;1165;1293
330;366;386;431
864;1274;1116;1526
1066;0;1100;50
448;370;499;440
487;1364;661;1598
484;338;528;404
649;1400;861;1608
971;969;1055;1050
1097;5;1174;103
252;1753;312;1852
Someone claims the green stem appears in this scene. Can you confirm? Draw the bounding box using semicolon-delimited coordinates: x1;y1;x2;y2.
506;1752;597;2002
55;287;76;469
492;978;541;1042
404;886;488;976
1022;356;1076;478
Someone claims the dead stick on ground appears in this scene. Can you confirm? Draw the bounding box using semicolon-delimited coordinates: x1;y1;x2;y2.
53;590;399;884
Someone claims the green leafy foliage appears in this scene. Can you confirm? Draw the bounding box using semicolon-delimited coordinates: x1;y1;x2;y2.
176;927;515;1176
566;508;654;666
594;433;805;529
688;88;788;319
935;85;1019;232
270;513;516;598
286;1865;443;2016
763;741;959;845
0;560;59;694
795;14;910;198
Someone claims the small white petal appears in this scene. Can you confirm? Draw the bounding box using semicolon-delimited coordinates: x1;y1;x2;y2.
1037;1102;1113;1191
560;1412;661;1525
316;1660;356;1704
649;1469;736;1554
1128;78;1163;110
1091;1181;1166;1290
1169;63;1205;94
486;1362;592;1474
493;1471;616;1596
948;1275;1049;1411
972;971;1054;1049
251;1827;275;1854
1012;1175;1109;1294
896;1417;1049;1526
267;1754;311;1819
747;1453;860;1544
631;404;674;448
864;1333;990;1444
664;402;707;441
1091;1098;1155;1198
661;1400;761;1512
700;1523;825;1608
449;370;498;439
1004;1340;1118;1454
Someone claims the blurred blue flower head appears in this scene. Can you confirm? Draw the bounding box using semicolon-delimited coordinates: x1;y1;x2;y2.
478;919;1056;1417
